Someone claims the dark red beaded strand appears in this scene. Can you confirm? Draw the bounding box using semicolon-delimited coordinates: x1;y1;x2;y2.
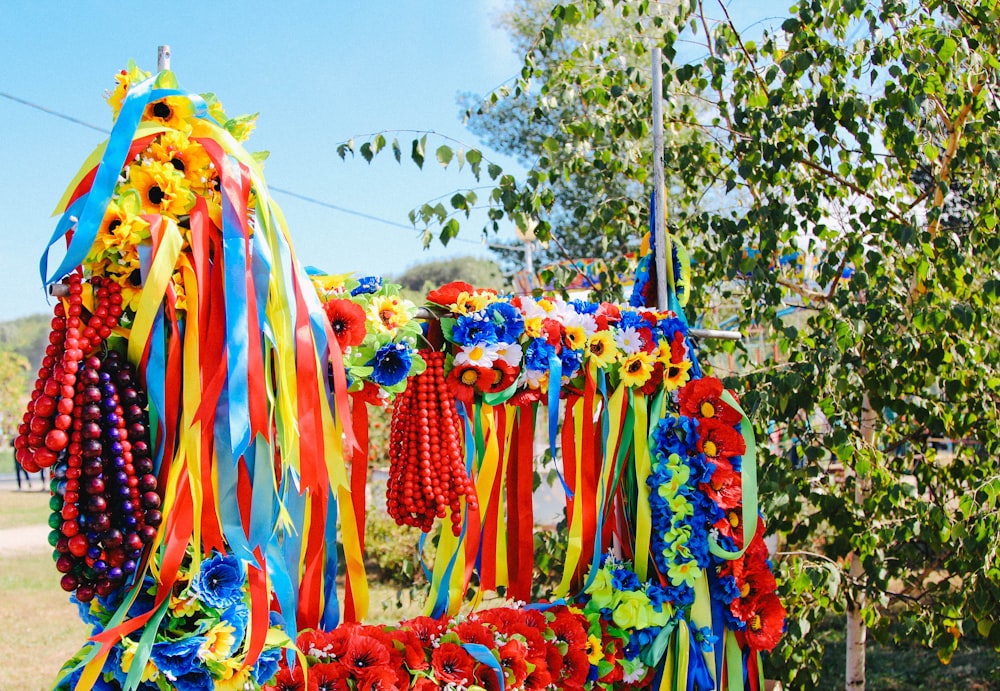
48;352;160;602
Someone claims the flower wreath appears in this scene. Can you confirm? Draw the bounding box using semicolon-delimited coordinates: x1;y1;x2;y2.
17;65;783;691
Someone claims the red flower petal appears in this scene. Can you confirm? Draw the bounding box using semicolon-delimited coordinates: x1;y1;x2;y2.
426;281;474;307
324;298;368;351
679;377;742;425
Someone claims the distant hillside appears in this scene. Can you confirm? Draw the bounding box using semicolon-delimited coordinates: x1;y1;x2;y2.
0;313;51;371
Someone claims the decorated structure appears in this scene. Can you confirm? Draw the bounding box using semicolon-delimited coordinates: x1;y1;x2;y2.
14;64;784;691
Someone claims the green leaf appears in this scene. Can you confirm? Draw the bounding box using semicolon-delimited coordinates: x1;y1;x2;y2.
436;144;453;168
411;136;426;169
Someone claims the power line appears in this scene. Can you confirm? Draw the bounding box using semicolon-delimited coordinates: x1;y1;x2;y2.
1;89;483;245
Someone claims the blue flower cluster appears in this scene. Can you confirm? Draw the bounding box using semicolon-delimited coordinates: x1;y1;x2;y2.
350;275;382;296
647;413;717;608
368;341;413;387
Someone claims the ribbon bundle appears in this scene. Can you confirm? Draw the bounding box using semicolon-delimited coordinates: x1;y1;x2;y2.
39;67;364;689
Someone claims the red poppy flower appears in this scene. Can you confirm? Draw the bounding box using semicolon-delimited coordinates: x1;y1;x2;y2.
547;606;589;649
523;665;553;691
679;377;742;425
639;360;665;396
505;621;547;664
637;325;657;353
476;361;519;394
742;592;786;651
411;680;438;691
452;619;495;647
597;302;621;325
541;318;564;350
340;635;391;678
697;417;746;461
298;629;336;660
473;664;503;691
558;647;592;690
354;667;399;691
498;639;529;686
508;387;543;406
267;665;305;691
387;627;429;670
306;662;350;691
430;642;475;685
405;616;449;647
324;299;368;351
699;457;741;509
446;362;485;406
426;281;474;307
670;331;688;364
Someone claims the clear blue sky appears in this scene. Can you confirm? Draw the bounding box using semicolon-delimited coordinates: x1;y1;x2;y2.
0;0;790;322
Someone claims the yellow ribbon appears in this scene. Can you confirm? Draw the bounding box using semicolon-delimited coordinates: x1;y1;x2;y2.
633;392;652;581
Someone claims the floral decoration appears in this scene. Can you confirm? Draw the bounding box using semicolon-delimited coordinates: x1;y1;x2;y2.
428;282;694;407
312;273;425;398
57;548;287;691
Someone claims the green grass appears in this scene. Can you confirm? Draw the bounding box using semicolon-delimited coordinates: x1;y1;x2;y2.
0;484;53;529
0;552;90;691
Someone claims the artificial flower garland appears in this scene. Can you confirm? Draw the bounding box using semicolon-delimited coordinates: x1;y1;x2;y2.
24;63;785;691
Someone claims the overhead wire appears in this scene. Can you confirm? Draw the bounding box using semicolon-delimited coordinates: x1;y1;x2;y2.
0;90;484;246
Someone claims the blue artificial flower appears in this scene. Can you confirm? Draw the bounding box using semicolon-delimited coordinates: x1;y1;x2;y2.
222;601;250;647
126;575;158;619
712;573;741;604
191;552;244;609
106;644;128;685
618;309;648;330
367;341;413;387
150;636;207;678
629;256;652;308
172;666;214;691
351;275;382;296
488;302;524;341
252;647;283;685
657;316;687;342
646;583;671;612
570;299;600;315
560;347;583;377
525;339;556;371
611;567;641;592
451;313;498;346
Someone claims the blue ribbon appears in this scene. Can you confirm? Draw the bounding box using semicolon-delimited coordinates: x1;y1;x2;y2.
546;351;572;497
320;487;341;630
462;643;505;691
219;154;252;462
687;631;716;691
40;76;195;285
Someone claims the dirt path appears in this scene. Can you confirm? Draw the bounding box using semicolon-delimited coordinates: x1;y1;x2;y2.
0;523;51;555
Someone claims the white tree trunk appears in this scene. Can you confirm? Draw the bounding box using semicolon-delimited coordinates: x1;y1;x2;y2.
846;393;876;690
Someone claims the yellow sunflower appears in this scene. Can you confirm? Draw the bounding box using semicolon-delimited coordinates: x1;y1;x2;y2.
586;331;618;367
563;324;587;350
128;160;195;217
370;294;410;334
523;316;544;339
452;290;493;315
144;96;195;132
147;131;213;190
620;350;655;388
662;359;693;392
200;621;237;662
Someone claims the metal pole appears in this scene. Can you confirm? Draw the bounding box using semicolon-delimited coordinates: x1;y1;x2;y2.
651;47;668;312
158;45;171;72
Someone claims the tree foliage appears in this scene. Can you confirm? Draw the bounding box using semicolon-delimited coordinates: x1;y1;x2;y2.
340;0;1000;687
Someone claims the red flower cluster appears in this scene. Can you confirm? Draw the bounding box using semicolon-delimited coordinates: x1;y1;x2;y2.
265;605;598;691
716;515;786;651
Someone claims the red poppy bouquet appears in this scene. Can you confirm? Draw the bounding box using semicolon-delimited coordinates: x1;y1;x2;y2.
266;601;653;691
312;273;425;398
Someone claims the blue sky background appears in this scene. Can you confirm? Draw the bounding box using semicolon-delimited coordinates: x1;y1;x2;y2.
0;1;791;321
